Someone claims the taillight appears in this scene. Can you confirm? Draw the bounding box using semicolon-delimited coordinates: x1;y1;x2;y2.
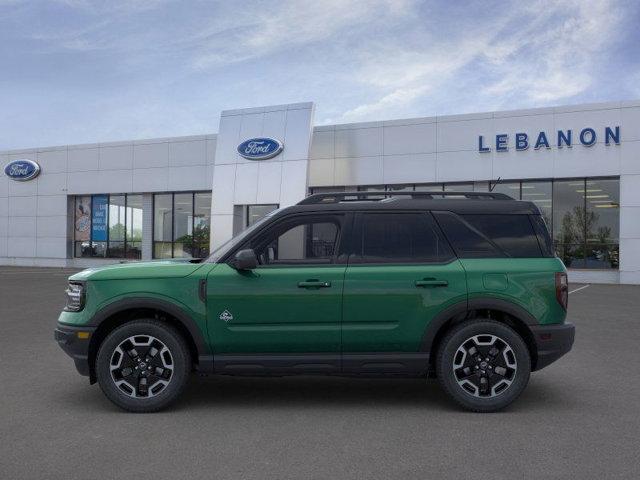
555;272;568;310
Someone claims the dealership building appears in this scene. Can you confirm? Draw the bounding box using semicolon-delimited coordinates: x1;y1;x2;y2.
1;99;639;284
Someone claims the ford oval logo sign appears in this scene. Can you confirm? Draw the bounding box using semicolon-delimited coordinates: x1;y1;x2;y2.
237;138;283;160
4;159;41;182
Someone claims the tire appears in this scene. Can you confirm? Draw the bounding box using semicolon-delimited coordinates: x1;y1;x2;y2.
96;319;191;413
436;319;531;412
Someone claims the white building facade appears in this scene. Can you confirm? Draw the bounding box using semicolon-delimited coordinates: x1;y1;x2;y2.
1;100;639;284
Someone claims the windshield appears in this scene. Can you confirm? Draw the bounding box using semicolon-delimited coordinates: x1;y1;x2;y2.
206;208;281;263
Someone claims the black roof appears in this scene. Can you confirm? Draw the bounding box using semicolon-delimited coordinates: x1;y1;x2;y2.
279;191;541;215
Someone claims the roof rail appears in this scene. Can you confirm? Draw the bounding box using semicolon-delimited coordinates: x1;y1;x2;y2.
298;191;513;205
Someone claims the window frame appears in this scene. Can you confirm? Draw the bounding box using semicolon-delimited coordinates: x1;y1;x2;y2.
348;211;456;266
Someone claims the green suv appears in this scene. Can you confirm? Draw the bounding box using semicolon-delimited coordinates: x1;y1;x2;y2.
55;191;575;412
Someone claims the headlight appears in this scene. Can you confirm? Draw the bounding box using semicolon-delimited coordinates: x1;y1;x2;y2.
64;282;85;312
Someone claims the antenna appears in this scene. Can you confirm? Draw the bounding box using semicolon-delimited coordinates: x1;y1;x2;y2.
489;177;502;192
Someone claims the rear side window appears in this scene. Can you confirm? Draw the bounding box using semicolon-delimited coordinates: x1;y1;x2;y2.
461;214;542;257
354;212;454;263
433;212;503;258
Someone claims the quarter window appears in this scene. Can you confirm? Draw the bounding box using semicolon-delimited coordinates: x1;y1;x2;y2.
433;212;503;259
461;215;543;258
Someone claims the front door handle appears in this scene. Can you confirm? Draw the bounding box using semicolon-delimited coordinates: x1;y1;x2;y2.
298;280;332;289
415;278;448;288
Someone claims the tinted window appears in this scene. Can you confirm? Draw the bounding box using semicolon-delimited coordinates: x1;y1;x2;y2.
433;212;503;258
356;213;453;263
530;215;553;257
250;217;340;265
461;214;542;257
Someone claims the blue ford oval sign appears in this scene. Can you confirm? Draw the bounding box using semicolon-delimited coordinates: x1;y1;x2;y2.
4;159;41;181
237;138;283;160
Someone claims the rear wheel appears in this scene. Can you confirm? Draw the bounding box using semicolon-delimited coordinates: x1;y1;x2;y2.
436;319;530;412
96;320;191;412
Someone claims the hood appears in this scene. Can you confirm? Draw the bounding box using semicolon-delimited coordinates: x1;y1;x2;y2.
69;259;206;281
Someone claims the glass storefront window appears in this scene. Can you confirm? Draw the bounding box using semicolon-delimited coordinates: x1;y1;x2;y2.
173;193;193;258
247;204;278;227
357;185;385;199
108;195;125;258
444;183;473;192
126;195;143;259
74;196;92;257
584;178;619;269
473;182;489;192
386;184;414;192
415;184;443;191
553;180;587;268
310;186;346;194
194;193;212;258
74;193;144;259
153;191;212;259
522;181;552;229
153;194;173;259
490;181;520;200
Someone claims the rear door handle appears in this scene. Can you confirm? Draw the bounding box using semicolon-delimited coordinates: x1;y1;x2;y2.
298;280;332;289
415;278;448;288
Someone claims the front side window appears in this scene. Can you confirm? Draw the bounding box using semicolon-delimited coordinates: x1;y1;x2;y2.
246;216;341;266
354;212;453;264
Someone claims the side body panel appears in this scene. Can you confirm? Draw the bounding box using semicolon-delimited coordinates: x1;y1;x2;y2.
341;260;468;352
461;258;567;325
58;263;213;352
206;263;345;353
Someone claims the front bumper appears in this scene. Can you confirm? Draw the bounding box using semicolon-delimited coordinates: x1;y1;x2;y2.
530;322;575;371
54;324;96;377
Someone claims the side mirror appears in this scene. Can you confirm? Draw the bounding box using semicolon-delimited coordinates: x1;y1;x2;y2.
232;249;258;271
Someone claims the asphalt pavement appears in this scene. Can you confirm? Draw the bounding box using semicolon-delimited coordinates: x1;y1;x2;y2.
1;267;639;479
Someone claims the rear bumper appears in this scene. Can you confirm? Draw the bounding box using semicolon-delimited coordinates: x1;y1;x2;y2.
530;322;575;371
54;324;96;377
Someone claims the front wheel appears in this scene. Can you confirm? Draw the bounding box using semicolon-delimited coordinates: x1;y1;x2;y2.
436;319;531;412
96;320;191;412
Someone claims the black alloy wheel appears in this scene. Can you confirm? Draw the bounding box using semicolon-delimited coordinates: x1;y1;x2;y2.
96;320;190;412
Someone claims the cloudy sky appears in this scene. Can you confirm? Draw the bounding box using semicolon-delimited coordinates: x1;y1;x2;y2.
1;0;638;150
